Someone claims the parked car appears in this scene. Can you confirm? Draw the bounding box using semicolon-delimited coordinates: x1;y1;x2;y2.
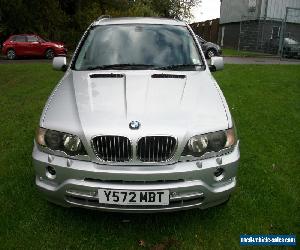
282;38;300;58
33;17;240;212
2;34;67;60
196;35;222;59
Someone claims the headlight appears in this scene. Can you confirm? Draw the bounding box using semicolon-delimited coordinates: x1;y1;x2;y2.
187;135;208;154
36;128;87;156
55;44;63;48
182;128;236;157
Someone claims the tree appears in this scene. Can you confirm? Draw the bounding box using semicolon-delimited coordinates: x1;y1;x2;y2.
150;0;200;20
0;0;200;48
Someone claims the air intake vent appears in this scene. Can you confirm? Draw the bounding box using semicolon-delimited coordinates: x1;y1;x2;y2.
90;74;124;78
137;136;177;162
92;136;131;162
151;74;186;79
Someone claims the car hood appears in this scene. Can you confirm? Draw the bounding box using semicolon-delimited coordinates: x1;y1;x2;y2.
42;70;230;147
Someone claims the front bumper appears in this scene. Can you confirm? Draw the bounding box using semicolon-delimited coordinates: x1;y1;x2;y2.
54;47;67;56
32;142;240;212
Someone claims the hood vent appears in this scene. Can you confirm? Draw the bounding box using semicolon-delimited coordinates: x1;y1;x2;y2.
90;73;124;78
151;74;186;79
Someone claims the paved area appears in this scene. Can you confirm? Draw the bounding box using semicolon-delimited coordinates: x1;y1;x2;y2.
223;56;300;65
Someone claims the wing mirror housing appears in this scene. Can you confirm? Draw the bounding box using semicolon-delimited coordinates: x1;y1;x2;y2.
208;56;224;72
52;56;68;71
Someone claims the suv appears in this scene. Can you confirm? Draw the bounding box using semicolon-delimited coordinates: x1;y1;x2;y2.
33;17;240;212
2;34;67;60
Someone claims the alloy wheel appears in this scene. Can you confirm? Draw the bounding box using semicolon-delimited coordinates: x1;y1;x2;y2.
7;50;16;60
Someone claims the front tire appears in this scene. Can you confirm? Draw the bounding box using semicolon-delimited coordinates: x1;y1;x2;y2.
206;48;217;59
7;49;16;60
45;49;55;59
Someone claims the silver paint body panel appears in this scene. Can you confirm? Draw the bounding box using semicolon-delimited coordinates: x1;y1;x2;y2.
33;17;239;212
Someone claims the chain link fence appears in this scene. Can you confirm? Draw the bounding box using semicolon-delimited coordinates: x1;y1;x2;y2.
238;7;300;59
279;7;300;59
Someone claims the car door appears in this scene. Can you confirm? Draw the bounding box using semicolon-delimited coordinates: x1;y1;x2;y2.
13;35;28;56
26;35;43;56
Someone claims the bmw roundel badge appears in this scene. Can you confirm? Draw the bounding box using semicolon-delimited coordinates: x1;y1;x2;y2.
129;121;140;130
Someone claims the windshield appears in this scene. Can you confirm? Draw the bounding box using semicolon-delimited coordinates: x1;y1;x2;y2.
39;36;50;42
196;35;206;43
74;24;203;70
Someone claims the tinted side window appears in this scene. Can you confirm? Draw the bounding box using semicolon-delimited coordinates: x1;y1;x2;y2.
15;35;26;42
27;36;38;42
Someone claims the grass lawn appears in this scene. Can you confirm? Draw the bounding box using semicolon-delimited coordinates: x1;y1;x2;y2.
222;48;274;57
0;63;299;249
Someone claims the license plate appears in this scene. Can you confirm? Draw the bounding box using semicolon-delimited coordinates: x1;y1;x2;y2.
98;189;169;205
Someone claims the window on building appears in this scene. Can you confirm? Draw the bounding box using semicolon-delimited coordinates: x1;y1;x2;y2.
271;26;280;39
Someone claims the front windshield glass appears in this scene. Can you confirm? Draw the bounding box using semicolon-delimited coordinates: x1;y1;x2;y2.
74;24;203;70
39;36;49;42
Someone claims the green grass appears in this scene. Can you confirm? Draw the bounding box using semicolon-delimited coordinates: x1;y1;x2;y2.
222;48;274;57
0;63;299;249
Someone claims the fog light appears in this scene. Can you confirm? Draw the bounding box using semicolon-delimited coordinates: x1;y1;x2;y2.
214;167;224;177
46;166;56;179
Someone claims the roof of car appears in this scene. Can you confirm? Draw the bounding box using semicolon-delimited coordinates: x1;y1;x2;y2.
93;17;187;26
10;34;38;36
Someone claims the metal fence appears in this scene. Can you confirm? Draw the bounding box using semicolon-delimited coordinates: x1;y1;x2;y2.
279;7;300;59
190;19;220;44
238;7;300;59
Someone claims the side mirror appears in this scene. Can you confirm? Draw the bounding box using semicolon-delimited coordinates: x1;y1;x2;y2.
208;57;224;72
52;56;67;71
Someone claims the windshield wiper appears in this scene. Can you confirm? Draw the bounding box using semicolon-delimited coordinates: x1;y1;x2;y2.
154;64;203;70
86;64;154;70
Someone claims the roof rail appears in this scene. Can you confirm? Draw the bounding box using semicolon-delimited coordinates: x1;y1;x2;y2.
173;16;183;22
97;15;111;21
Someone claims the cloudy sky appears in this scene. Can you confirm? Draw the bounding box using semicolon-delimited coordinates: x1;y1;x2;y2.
191;0;221;22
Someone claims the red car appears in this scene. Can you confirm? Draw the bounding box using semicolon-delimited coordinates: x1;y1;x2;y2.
2;34;67;60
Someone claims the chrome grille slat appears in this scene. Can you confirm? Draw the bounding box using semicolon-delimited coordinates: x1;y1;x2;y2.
152;136;155;162
146;137;150;162
93;135;176;163
92;136;131;162
104;136;108;160
137;136;176;162
157;138;160;162
117;136;120;160
101;136;105;159
109;137;112;162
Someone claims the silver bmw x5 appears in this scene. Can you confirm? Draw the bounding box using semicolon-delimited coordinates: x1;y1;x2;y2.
33;17;240;212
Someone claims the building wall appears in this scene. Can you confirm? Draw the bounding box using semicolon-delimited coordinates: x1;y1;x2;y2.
218;23;241;49
220;0;300;52
265;0;300;22
285;23;300;41
220;0;262;24
219;21;300;53
220;0;300;24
